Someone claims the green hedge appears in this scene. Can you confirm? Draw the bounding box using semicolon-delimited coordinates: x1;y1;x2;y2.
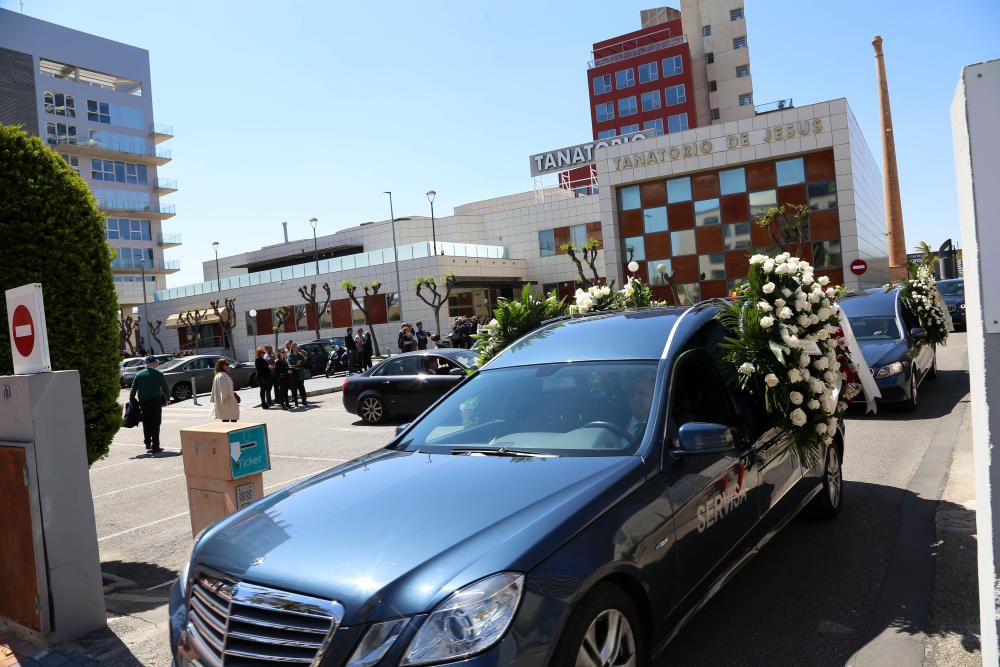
0;124;121;464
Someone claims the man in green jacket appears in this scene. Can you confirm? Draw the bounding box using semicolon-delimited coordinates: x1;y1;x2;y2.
129;355;170;453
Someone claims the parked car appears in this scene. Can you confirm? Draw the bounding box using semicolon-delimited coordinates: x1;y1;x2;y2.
937;278;965;331
157;354;257;401
343;348;479;424
169;305;845;667
119;354;177;388
840;287;936;411
298;337;346;377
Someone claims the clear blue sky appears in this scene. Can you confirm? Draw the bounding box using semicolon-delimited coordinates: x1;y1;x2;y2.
5;0;997;286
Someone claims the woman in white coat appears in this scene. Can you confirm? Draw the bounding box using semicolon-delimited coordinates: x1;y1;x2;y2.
210;358;240;422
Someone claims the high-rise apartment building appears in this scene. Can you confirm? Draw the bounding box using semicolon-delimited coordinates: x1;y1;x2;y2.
0;9;178;310
587;2;754;141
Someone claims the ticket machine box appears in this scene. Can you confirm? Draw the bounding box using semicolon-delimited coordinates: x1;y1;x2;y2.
179;422;270;537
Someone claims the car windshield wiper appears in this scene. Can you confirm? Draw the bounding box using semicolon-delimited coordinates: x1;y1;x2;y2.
450;447;557;459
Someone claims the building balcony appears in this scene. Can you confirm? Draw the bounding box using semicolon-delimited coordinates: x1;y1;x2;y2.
115;283;153;305
755;98;795;114
98;202;176;219
589;34;687;69
113;260;180;275
150;124;174;144
57;139;172;166
159;233;182;248
154;178;178;195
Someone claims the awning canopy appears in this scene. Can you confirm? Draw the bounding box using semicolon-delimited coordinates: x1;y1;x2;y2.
164;311;223;328
450;276;531;288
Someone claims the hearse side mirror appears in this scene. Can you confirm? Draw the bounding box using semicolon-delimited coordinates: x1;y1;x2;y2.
395;423;410;436
674;422;736;456
910;327;928;341
448;367;466;376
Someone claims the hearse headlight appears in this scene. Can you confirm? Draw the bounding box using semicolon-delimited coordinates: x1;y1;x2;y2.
401;572;524;665
347;619;408;667
875;361;904;379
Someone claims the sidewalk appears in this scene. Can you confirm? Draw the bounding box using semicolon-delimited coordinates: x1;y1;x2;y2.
0;634;102;667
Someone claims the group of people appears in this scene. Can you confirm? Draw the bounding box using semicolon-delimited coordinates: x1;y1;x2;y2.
344;327;375;372
253;341;312;410
449;316;481;349
397;321;431;353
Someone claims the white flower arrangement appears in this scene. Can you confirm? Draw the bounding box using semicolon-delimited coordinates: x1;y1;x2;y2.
897;265;949;346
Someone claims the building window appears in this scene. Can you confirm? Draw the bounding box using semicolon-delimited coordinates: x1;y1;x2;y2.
667;113;689;133
699;253;726;280
92;159;114;181
597;129;617;139
45;122;77;146
662;55;683;77
738;93;753;106
621;124;640;135
808;180;838;210
703;25;712;36
110;246;154;269
638;61;659;83
724;222;751;250
62;154;80;174
813;240;843;270
641;90;662;112
625;236;645;261
87;99;111;124
667;176;692;202
596;102;615;122
647;259;672;286
736;64;750;78
671;229;696;255
749;189;777;217
705;52;715;64
695;198;721;226
776;157;806;186
643;119;664;136
711;108;721;120
107;218;152;241
719;167;746;195
619;96;638;117
593;75;612;95
44;92;75;117
91;159;148;185
619;185;641;211
665;84;686;106
708;80;718;92
733;36;747;49
616;68;635;89
644;207;668;233
570;224;588;247
730;7;744;20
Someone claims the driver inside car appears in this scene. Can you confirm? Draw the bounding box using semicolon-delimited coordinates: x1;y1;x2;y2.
624;371;655;442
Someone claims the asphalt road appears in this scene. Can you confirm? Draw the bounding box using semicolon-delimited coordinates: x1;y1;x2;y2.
85;335;977;666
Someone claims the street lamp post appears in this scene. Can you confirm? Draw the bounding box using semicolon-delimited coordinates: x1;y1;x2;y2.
212;241;221;291
309;217;319;275
426;190;439;255
139;256;149;352
249;309;258;350
384;192;404;324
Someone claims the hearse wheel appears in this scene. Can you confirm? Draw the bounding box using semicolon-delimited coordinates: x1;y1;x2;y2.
553;583;646;667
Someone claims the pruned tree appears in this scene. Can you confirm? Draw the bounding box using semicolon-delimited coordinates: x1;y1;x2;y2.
560;238;602;286
909;240;939;279
118;313;138;356
210;297;237;353
147;319;165;354
340;280;383;357
753;203;809;257
272;305;290;350
179;306;208;353
414;273;456;340
298;282;332;340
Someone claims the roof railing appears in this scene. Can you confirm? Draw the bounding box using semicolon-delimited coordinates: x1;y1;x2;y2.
588;35;687;69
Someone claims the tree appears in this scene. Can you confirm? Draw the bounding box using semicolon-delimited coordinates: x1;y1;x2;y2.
340;280;383;357
297;282;331;340
909;240;939;279
414;273;457;339
560;239;602;286
753;203;809;257
210;297;237;353
118;313;139;356
147;319;165;354
179;307;208;353
272;305;290;349
0;124;120;464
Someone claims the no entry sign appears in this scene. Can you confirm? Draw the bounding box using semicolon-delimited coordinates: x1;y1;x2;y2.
850;259;868;276
5;283;51;374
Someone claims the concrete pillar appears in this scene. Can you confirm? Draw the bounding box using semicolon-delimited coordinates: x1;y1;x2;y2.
872;36;908;281
951;58;1000;665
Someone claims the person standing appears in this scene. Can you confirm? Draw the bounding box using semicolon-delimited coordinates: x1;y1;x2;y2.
210;358;240;422
415;321;429;350
344;327;357;374
362;330;374;370
288;343;308;405
129;355;170;454
254;346;272;408
274;349;292;409
399;324;416;353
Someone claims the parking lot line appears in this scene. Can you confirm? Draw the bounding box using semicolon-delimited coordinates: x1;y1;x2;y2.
93;474;185;499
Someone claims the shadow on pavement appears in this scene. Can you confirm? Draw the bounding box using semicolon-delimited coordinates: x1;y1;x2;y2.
131;450;182;460
847;369;968;423
101;559;178;599
657;482;980;666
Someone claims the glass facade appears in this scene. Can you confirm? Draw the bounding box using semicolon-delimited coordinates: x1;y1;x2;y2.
593;75;612;95
615;69;635;89
638;62;658;83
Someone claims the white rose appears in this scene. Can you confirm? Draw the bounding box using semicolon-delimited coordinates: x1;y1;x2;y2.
775;263;789;275
818;276;831;286
763;259;775;273
800;368;811;380
765;373;779;387
788;260;800;273
789;408;807;427
738;362;755;375
815;422;828;435
813;357;830;371
817;307;832;320
600;285;611;297
760;316;775;329
788;368;803;383
778;252;791;262
824;370;838;385
808;291;822;304
758;301;773;312
779;307;793;320
750;254;766;265
763;282;776;294
809;314;820;325
781;287;792;298
802;273;814;285
774;298;786;309
797;314;810;327
807;399;821;410
816;329;829;340
789;391;804;405
828;417;839;432
810;378;826;394
798;354;811;368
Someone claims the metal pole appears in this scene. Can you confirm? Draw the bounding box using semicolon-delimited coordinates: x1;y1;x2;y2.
309;218;320;335
430;199;437;255
139;257;149;351
213;242;221;291
384;191;403;323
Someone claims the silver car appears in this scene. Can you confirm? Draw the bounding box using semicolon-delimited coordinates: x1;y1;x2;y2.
157;355;257;401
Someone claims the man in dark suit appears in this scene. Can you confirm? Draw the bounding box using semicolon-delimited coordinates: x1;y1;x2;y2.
344;327;357;373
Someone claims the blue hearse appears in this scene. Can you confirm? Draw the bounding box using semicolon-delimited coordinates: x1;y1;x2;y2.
169;304;845;667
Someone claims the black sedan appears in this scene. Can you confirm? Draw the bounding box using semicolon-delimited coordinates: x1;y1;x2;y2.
840;288;936;411
937;278;965;330
343;348;478;424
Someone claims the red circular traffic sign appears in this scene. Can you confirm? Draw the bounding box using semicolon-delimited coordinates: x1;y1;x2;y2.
11;304;35;357
850;259;868;276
